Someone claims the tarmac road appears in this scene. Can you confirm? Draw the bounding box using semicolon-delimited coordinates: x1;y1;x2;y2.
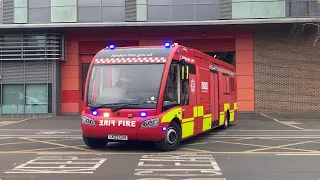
0;113;319;180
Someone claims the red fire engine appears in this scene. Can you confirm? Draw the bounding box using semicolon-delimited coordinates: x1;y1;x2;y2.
81;43;237;151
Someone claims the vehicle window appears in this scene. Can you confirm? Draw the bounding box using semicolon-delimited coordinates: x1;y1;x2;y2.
162;62;180;111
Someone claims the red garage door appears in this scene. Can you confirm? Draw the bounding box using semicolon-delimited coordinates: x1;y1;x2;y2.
79;40;140;55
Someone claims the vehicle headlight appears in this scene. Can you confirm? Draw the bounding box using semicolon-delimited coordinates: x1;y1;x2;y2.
81;116;96;126
140;118;159;128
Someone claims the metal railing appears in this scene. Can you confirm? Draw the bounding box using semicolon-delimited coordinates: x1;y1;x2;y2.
28;104;35;118
10;104;36;117
11;104;18;117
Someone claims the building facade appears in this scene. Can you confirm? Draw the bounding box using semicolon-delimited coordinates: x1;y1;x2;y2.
0;0;319;116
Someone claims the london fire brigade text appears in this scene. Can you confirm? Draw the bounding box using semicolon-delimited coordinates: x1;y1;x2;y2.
99;120;136;127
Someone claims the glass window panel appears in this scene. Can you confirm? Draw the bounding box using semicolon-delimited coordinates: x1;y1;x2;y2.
2;84;24;115
29;0;51;8
25;84;48;114
137;0;147;5
14;0;27;8
51;0;77;6
51;6;77;22
137;4;147;21
14;7;28;23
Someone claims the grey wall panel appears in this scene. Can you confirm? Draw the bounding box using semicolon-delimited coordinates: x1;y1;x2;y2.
0;9;3;23
52;60;58;116
101;7;125;21
125;0;136;21
48;60;53;82
78;7;101;22
29;0;50;8
78;0;101;6
102;0;125;6
147;0;171;5
0;34;64;61
220;0;231;19
147;5;170;21
195;0;219;4
171;5;194;21
172;0;194;5
25;60;52;83
195;4;220;20
2;61;24;83
29;8;51;23
3;0;14;24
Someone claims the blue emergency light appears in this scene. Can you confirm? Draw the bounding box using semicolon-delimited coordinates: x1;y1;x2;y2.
164;42;170;48
92;110;98;116
140;112;147;117
109;44;115;50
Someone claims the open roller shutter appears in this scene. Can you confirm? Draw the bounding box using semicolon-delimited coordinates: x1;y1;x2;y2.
174;39;235;52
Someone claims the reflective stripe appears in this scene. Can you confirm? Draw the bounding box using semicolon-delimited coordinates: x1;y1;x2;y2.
182;121;194;138
219;112;225;126
160;102;237;138
202;117;212;131
182;117;194;123
160;107;182;123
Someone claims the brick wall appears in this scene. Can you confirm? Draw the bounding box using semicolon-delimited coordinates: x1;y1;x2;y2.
254;26;320;114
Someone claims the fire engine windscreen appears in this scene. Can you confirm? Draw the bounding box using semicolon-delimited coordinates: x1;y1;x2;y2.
87;63;165;109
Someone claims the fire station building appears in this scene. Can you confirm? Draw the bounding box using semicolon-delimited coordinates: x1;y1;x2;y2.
0;0;319;116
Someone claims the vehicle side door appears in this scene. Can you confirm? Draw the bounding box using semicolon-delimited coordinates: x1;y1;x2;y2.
180;63;197;138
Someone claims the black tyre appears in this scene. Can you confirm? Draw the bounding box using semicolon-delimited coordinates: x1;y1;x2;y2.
83;134;108;148
222;112;230;129
155;121;181;151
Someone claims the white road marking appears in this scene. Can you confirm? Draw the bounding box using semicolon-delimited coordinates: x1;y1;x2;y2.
36;131;70;135
260;113;306;130
5;156;107;174
133;154;226;179
0;116;52;127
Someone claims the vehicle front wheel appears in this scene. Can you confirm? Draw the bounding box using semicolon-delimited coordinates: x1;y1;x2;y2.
155;121;181;151
83;134;108;148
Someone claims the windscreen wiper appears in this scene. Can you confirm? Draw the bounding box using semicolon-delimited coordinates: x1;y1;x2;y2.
90;103;123;111
111;103;142;113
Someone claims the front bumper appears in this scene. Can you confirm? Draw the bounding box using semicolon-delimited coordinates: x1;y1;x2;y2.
81;117;168;142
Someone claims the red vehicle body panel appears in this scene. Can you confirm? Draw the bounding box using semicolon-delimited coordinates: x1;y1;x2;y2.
81;44;237;142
